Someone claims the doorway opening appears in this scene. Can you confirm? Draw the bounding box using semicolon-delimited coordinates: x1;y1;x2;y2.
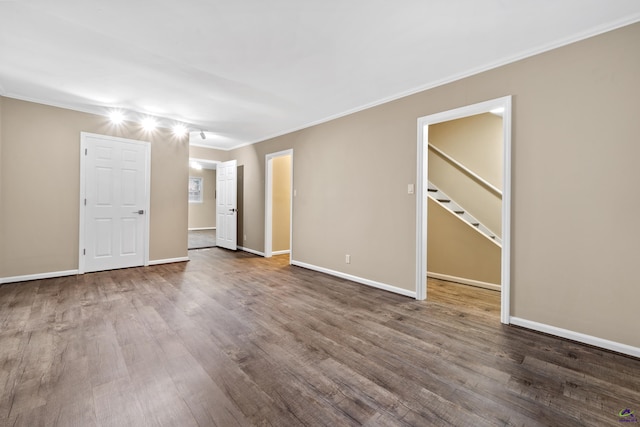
265;150;293;261
416;96;512;324
188;158;219;250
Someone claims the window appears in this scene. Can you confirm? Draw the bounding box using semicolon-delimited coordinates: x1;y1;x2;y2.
188;177;203;203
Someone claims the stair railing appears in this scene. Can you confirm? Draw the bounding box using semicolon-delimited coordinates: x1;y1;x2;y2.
428;143;502;198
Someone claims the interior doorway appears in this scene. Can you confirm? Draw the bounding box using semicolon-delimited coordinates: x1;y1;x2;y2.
265;149;293;260
188;158;219;249
416;96;512;324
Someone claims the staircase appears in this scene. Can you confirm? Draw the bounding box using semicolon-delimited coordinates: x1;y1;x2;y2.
427;181;501;246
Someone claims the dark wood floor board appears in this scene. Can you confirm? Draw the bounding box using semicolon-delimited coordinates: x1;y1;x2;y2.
127;360;200;427
289;309;550;426
426;279;501;316
375;317;606;425
170;322;296;424
517;354;640;423
85;326;130;388
241;320;404;424
240;355;363;427
2;248;640;426
92;377;148;427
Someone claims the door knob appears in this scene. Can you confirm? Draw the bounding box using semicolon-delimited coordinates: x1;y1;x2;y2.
132;210;144;214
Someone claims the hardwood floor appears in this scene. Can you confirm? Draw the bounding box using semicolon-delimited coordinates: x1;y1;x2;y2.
188;229;216;250
1;248;639;426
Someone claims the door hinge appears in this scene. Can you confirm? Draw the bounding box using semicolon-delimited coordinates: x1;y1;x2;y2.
85;148;87;155
84;198;87;206
83;249;86;255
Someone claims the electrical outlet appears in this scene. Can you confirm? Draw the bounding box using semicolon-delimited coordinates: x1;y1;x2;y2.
345;254;351;264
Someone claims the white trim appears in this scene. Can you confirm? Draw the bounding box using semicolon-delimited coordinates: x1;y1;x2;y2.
501;98;513;325
416;120;428;301
264;149;293;260
272;250;291;256
265;156;273;257
148;257;189;266
427;272;500;292
416;96;512;325
79;132;151;274
188;227;216;231
238;246;265;257
510;317;640;359
291;260;416;299
189;142;227;149
0;270;79;285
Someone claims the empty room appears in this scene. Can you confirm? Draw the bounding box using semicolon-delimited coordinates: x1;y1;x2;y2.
1;1;640;426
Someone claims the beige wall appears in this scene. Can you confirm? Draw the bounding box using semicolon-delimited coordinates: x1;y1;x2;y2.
427;199;501;284
272;155;291;252
188;168;216;229
230;23;640;348
0;97;189;277
189;145;229;162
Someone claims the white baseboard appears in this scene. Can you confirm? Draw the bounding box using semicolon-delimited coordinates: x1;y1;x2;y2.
272;250;291;256
510;317;640;359
188;227;216;231
238;246;265;257
427;272;500;291
291;260;416;298
0;269;79;285
148;257;190;266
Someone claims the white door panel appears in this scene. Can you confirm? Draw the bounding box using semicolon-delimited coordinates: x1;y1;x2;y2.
81;133;150;273
216;160;237;250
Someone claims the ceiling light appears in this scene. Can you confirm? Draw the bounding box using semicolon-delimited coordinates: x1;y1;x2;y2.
141;117;157;131
173;123;188;137
200;130;206;140
109;110;125;124
190;161;202;170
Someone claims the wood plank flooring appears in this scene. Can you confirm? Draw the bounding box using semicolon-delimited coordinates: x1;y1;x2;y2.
188;230;217;250
1;248;639;426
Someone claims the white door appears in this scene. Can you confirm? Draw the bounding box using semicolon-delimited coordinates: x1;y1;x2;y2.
216;159;237;250
80;133;150;273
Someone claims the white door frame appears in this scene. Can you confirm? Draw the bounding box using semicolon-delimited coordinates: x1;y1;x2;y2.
264;149;293;260
188;158;220;233
78;132;151;274
416;96;512;324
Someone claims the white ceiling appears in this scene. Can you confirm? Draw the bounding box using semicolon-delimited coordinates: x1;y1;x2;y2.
1;1;639;150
